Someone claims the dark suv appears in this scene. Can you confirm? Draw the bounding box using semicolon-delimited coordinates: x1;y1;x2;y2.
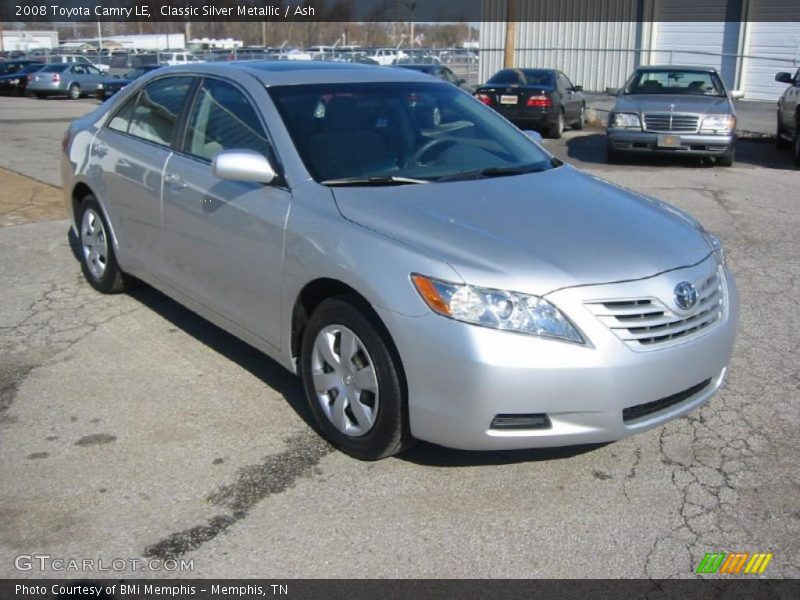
775;69;800;166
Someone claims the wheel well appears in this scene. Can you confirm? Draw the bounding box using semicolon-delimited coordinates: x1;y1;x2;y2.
71;182;93;222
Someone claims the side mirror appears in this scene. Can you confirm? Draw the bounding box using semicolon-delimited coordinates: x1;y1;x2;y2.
212;149;276;184
605;86;619;96
729;90;744;100
775;72;793;84
573;85;583;92
523;130;543;144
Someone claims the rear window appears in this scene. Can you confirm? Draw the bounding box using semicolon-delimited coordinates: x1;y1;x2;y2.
522;70;555;86
487;70;523;85
41;64;69;73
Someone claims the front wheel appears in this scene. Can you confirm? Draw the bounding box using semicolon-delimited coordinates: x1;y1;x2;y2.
300;297;412;460
77;195;127;294
776;111;789;149
717;146;735;167
573;104;585;130
793;132;800;167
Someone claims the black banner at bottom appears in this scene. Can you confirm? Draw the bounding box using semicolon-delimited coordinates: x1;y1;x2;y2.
2;579;800;600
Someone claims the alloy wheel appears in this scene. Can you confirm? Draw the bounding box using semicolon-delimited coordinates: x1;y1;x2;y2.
311;325;379;437
81;208;108;279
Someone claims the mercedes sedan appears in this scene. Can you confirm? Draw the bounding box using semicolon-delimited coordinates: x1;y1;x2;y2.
62;62;738;459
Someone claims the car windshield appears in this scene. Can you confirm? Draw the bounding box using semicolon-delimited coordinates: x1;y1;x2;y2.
269;81;555;184
625;69;725;96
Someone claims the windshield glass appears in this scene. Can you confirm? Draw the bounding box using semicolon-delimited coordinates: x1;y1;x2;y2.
625;69;725;96
269;82;554;183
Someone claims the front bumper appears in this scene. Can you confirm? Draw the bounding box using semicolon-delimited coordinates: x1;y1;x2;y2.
608;129;734;156
377;258;738;451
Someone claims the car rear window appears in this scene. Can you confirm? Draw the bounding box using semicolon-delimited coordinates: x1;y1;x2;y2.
41;64;69;73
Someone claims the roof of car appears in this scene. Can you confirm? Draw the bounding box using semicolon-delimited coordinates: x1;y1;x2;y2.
159;60;434;85
636;65;718;72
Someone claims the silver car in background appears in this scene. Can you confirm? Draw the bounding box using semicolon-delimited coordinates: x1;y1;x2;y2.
61;62;738;459
606;65;743;166
28;63;106;99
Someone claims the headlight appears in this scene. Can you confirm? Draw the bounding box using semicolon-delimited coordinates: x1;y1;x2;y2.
411;274;584;344
9;78;19;85
704;232;727;267
97;83;104;89
610;112;642;129
700;114;735;134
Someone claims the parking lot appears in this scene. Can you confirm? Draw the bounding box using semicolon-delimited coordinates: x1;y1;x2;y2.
0;93;798;578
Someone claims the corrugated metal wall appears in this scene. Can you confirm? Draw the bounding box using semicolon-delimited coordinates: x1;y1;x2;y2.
479;0;644;89
741;1;800;100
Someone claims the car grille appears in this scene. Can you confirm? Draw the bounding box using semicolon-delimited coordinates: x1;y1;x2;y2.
585;268;725;350
622;379;712;423
643;113;700;133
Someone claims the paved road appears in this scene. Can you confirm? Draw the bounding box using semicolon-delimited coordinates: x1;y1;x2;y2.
0;96;798;578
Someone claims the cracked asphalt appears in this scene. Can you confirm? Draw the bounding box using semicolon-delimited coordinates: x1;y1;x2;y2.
0;95;798;578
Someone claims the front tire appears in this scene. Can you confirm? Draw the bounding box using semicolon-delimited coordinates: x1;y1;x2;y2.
300;297;411;460
573;104;585;130
793;132;800;167
776;111;789;149
77;195;127;294
68;83;80;100
717;146;735;167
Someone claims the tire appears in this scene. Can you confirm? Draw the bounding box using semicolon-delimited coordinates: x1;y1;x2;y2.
776;111;789;149
77;195;127;294
717;146;735;167
68;83;80;100
573;104;585;130
34;92;45;99
300;297;412;460
793;132;800;167
547;110;565;139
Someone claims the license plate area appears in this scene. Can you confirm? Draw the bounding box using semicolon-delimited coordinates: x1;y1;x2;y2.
657;134;682;148
499;95;518;105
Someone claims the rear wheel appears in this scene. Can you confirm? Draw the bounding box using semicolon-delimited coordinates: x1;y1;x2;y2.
573;104;585;130
68;83;80;100
547;110;565;139
77;195;127;294
300;297;412;460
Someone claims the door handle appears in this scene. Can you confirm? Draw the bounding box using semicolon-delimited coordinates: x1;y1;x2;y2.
164;173;187;190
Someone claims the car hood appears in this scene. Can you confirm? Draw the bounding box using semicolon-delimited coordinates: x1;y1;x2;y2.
332;165;712;295
614;94;732;115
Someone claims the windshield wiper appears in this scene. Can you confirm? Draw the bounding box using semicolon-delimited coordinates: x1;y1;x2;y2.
321;175;429;187
436;161;558;182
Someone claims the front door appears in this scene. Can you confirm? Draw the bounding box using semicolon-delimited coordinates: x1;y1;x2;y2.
162;76;291;347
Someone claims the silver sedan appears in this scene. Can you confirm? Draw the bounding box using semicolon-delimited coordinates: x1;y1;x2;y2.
61;62;738;459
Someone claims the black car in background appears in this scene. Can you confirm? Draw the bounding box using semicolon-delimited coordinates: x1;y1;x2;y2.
0;60;40;76
97;65;163;99
473;68;585;138
395;64;474;92
0;63;44;96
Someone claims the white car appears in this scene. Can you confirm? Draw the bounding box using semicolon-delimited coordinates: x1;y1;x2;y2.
368;48;408;66
158;52;206;66
48;54;110;73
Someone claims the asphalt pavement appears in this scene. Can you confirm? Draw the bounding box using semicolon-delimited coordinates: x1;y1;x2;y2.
0;95;798;579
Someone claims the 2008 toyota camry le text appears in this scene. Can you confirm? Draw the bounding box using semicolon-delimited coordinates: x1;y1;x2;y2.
61;61;738;460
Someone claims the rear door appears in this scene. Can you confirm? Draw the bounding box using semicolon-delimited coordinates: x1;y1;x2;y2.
162;76;291;347
91;75;196;276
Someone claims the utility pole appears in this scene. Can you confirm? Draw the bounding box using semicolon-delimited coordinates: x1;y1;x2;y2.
262;22;267;47
405;2;416;48
96;21;102;52
503;0;517;68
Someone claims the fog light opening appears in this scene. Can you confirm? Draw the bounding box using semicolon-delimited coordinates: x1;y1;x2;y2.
490;414;551;430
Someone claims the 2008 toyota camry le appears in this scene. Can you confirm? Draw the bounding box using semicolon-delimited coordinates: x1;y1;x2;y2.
61;61;738;460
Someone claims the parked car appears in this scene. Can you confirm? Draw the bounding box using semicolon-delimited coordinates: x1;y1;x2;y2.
97;65;163;99
367;48;408;66
774;69;800;165
47;54;110;73
0;59;39;76
0;63;44;96
28;63;106;99
158;52;205;66
473;68;585;138
606;65;743;166
62;62;737;459
395;64;473;92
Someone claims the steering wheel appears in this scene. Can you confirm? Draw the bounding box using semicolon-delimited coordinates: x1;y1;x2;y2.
405;137;458;168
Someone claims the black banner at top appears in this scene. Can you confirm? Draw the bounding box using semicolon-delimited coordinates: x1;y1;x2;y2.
4;0;800;23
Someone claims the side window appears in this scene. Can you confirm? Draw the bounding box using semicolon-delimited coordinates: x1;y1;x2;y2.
107;92;138;133
184;78;271;162
87;66;101;76
72;65;85;75
562;74;574;89
128;76;193;146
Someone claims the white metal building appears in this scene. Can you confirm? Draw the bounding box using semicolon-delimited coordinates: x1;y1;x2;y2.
480;0;800;101
0;30;58;52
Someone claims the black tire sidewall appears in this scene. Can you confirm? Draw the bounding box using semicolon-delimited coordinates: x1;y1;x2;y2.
77;196;124;293
69;84;80;99
300;297;408;460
